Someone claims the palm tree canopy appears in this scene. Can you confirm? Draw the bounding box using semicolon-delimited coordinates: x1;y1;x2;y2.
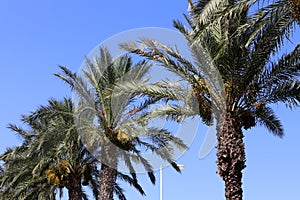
121;0;300;137
0;98;100;200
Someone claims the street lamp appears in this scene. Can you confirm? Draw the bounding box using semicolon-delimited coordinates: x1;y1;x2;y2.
160;164;184;200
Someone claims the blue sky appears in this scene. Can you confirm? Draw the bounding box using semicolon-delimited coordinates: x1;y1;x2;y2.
1;1;300;199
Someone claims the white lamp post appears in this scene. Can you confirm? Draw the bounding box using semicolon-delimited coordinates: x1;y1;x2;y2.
160;165;163;200
160;164;184;200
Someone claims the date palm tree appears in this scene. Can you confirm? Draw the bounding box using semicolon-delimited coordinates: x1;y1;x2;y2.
25;98;100;200
121;0;300;199
0;126;57;200
55;47;187;200
0;98;100;200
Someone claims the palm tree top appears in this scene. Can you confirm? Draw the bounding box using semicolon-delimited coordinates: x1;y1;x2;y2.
121;0;300;138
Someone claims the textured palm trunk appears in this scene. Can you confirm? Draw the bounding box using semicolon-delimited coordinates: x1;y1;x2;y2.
99;163;117;200
217;111;246;200
99;143;118;200
67;174;83;200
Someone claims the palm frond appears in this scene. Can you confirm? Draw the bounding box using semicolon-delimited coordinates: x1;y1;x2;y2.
117;172;145;196
255;105;284;137
114;182;127;200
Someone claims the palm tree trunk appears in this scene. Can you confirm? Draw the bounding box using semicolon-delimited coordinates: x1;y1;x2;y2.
67;174;83;200
217;111;246;200
100;164;117;200
99;144;118;200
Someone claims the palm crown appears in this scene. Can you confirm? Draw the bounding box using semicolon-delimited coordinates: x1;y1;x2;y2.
122;0;300;136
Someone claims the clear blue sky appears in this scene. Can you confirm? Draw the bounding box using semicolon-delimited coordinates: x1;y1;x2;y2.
1;1;299;199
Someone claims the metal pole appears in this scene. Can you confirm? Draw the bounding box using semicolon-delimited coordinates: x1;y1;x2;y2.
160;165;163;200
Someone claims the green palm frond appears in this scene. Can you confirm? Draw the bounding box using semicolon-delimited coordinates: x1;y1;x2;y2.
114;182;127;200
120;39;200;85
255;105;284;137
267;44;300;82
117;172;145;196
264;80;300;108
248;7;294;74
6;124;34;141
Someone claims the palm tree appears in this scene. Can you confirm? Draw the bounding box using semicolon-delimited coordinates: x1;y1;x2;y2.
55;47;187;200
25;98;100;200
121;0;300;199
0;126;57;200
0;98;100;200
